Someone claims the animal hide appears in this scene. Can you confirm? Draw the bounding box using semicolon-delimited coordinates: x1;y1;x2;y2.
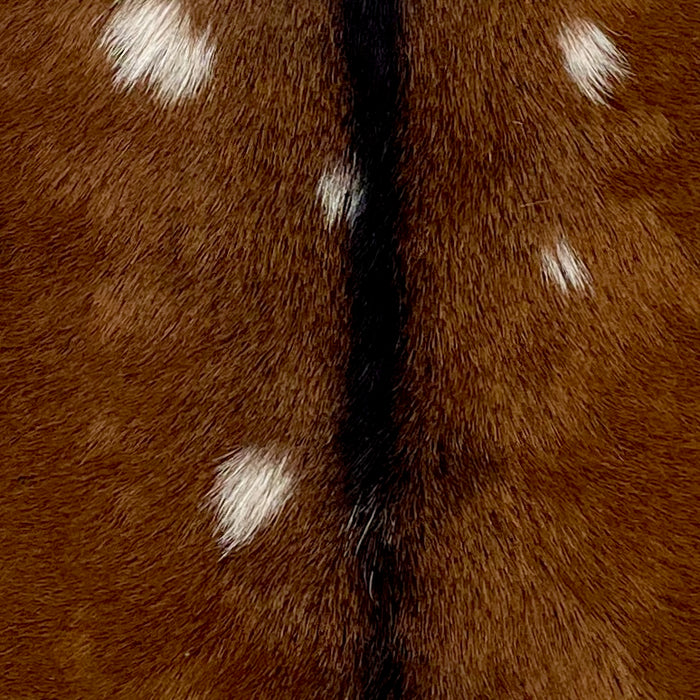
0;0;698;697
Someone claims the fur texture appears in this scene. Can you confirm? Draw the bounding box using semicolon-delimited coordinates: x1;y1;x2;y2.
0;0;698;697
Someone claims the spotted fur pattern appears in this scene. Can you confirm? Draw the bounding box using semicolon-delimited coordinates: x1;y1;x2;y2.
0;0;698;697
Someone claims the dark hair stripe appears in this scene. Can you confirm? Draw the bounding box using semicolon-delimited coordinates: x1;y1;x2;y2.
337;0;408;696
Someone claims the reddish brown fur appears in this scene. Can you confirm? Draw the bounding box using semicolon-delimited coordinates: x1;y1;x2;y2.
0;0;363;696
1;0;698;697
396;0;700;695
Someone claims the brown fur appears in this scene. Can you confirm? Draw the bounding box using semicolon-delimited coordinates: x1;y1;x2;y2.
396;0;700;696
0;0;698;697
1;0;362;696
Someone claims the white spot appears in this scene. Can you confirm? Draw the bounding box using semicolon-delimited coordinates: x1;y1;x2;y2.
542;240;592;293
316;160;365;229
210;448;293;554
558;20;628;104
100;0;215;105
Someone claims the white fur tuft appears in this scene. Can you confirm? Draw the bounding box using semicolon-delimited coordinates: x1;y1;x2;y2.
542;240;592;293
100;0;215;105
558;20;628;104
210;447;293;554
317;160;365;229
